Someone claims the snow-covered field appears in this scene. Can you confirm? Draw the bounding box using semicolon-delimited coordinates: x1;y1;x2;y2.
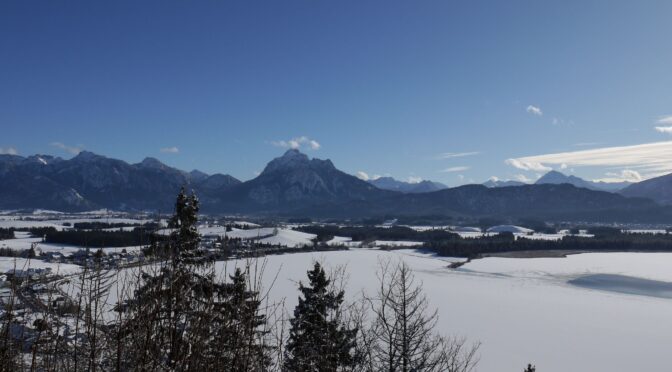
0;232;145;256
0;257;81;276
257;229;316;247
0;217;154;231
217;249;672;372
3;212;670;370
463;252;672;282
371;240;423;247
623;229;668;235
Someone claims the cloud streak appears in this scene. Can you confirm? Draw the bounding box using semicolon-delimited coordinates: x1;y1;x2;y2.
505;158;552;172
356;171;370;181
160;146;180;153
596;169;642;183
506;141;672;179
435;151;480;159
526;105;543;116
440;166;470;173
51;142;83;155
655;126;672;134
0;147;17;155
656;116;672;125
273;136;321;150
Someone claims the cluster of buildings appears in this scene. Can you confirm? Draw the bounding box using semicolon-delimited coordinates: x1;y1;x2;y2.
40;248;145;268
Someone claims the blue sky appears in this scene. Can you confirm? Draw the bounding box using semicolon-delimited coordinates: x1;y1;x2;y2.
2;1;672;185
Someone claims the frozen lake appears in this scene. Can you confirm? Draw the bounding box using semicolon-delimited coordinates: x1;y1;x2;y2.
217;249;672;372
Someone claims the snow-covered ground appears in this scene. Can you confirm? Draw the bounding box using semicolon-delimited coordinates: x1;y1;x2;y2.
463;252;672;282
0;257;81;276
216;249;672;372
0;220;69;231
371;240;423;247
258;229;316;247
0;232;146;256
225;227;278;239
326;236;352;245
231;221;260;228
0;217;153;231
622;229;668;235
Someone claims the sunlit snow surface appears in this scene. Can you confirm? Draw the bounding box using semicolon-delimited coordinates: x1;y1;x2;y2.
217;249;672;372
0;232;146;256
0;257;81;275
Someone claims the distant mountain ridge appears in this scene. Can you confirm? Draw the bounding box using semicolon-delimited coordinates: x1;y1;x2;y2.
0;150;669;223
363;183;662;222
368;177;447;193
208;149;390;214
535;170;632;192
482;179;526;188
621;173;672;205
0;151;240;211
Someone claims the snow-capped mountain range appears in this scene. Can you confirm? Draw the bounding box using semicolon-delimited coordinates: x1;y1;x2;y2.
1;149;670;222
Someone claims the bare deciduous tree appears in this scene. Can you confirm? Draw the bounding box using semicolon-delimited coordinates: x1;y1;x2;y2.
365;259;479;372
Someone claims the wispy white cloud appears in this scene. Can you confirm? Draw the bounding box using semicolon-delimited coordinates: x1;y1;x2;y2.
356;171;370;181
273;136;321;150
506;141;672;179
435;151;480;159
513;174;533;183
595;169;643;183
440;166;470;173
551;117;573;126
51;142;83;155
655;126;672;134
0;146;17;155
308;140;320;150
526;105;543;116
505;158;552;172
160;146;179;154
656;116;672;125
407;176;423;184
572;142;601;147
653;116;672;134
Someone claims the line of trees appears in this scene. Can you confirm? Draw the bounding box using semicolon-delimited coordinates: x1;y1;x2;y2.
0;189;480;371
297;224;672;258
42;228;153;248
0;228;14;240
72;222;159;230
424;232;672;258
295;225;459;243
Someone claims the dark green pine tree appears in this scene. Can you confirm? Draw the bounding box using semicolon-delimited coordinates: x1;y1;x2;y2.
120;187;216;370
212;268;270;370
524;363;536;372
167;187;202;264
284;262;358;372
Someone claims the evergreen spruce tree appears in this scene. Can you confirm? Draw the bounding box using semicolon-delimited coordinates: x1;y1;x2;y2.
212;268;270;371
524;364;536;372
120;188;272;371
284;262;358;371
120;187;215;370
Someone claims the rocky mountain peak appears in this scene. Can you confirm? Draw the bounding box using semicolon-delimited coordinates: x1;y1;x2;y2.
189;169;209;181
71;151;102;162
24;154;62;165
138;157;168;169
261;149;311;175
